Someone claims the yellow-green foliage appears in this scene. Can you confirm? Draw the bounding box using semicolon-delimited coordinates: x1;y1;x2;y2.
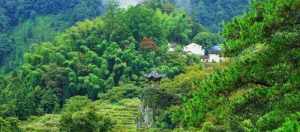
20;114;60;132
94;99;141;132
160;63;228;96
20;98;141;132
0;117;20;132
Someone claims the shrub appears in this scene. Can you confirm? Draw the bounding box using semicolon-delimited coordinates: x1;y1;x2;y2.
62;96;92;113
98;84;142;103
60;106;115;132
0;117;20;132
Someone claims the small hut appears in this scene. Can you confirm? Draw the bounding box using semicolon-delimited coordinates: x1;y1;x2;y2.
207;45;223;63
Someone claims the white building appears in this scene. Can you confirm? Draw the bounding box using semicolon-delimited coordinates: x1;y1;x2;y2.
207;45;223;63
183;43;205;56
208;54;222;62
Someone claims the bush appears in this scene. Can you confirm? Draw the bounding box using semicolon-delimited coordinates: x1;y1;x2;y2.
0;117;20;132
192;32;222;49
62;96;92;113
60;106;115;132
275;118;300;132
98;84;142;103
256;111;285;131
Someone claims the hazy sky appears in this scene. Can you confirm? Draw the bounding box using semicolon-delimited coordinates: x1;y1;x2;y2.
118;0;144;8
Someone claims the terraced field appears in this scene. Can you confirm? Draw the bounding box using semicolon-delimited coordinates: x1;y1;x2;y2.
94;99;141;132
20;98;141;132
20;114;61;132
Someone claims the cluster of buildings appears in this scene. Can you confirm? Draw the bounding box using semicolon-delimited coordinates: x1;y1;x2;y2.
169;43;224;63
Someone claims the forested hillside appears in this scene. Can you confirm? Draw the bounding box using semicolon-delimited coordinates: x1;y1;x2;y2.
166;0;300;131
0;2;201;131
0;0;250;72
146;0;250;32
189;0;250;32
0;0;106;72
0;0;299;131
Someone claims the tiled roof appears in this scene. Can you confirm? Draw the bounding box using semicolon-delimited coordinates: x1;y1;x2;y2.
208;45;221;54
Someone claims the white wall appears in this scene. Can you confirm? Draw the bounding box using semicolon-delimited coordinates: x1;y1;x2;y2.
183;44;205;56
208;54;222;63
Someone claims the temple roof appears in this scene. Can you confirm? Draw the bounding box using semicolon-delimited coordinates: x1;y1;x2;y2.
144;71;166;80
208;45;222;54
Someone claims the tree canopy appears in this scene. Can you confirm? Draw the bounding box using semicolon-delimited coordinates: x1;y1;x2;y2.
0;4;200;120
169;0;300;131
1;0;297;131
0;0;106;72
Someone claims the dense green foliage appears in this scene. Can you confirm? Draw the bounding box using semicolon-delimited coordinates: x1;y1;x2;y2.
0;4;199;121
147;63;228;129
190;0;250;32
0;0;106;71
99;84;142;103
145;0;250;32
60;106;115;132
0;0;250;71
168;0;300;131
60;97;115;132
3;0;298;131
0;117;20;132
192;32;223;49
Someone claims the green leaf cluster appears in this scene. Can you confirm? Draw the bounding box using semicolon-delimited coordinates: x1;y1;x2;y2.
169;0;300;131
